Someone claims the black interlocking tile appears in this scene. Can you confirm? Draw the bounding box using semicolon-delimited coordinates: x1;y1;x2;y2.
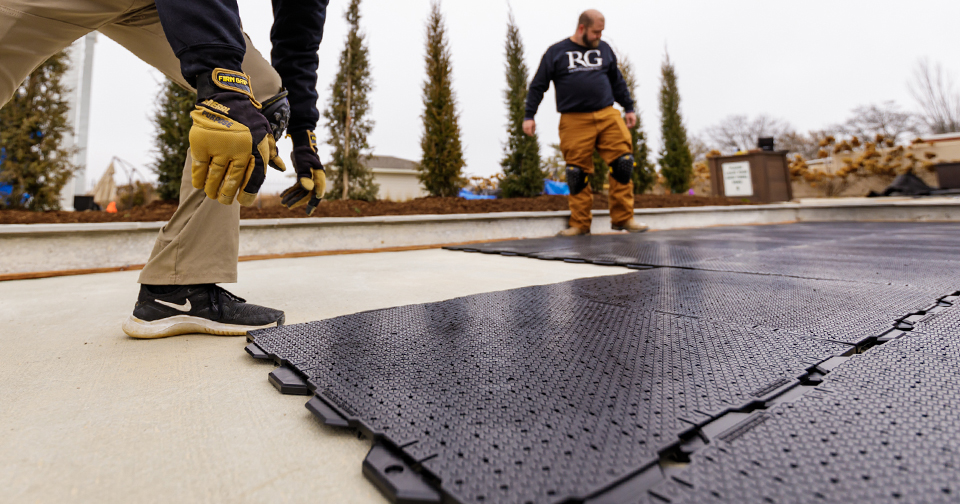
252;277;848;504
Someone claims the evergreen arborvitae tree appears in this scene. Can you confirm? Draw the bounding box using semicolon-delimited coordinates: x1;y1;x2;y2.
618;54;656;194
657;52;693;193
590;152;609;194
419;1;465;197
0;51;76;210
324;0;377;201
151;78;195;200
499;12;542;198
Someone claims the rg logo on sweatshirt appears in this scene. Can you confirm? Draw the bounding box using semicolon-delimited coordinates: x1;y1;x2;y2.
565;50;602;71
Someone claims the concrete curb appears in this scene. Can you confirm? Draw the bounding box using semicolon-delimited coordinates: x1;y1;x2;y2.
3;198;960;277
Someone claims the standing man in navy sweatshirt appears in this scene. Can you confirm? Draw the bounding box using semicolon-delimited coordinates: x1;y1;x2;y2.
0;0;330;338
524;9;648;236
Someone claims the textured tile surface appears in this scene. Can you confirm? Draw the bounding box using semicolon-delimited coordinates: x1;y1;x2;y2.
253;284;848;504
255;222;960;503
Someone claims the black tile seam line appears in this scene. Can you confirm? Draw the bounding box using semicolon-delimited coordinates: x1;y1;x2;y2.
649;311;960;503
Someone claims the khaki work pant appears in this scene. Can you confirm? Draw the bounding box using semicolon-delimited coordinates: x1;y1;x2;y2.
0;0;282;284
558;106;634;231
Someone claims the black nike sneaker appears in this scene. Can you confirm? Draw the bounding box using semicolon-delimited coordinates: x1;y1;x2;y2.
122;284;285;339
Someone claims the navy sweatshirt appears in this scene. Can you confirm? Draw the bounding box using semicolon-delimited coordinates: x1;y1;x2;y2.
525;39;634;120
154;0;328;133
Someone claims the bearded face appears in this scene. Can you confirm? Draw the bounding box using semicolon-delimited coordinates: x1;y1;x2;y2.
582;33;597;48
580;21;604;48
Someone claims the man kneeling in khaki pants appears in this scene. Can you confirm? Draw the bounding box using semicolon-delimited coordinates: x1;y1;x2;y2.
523;9;648;236
1;0;329;338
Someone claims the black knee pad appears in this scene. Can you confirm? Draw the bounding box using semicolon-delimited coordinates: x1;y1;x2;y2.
610;154;635;184
565;166;588;195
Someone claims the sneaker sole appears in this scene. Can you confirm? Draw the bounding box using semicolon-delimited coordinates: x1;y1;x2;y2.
611;225;649;233
122;315;281;339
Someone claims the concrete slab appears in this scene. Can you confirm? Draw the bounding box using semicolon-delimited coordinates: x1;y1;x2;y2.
0;249;624;503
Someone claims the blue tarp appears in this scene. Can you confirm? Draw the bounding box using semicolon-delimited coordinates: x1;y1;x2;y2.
0;182;31;205
1;148;9;197
0;149;28;205
544;179;570;195
458;189;496;200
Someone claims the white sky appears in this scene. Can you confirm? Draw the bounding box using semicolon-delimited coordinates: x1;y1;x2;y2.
83;0;960;194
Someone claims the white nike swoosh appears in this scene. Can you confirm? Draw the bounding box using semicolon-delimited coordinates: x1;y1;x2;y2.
156;299;192;312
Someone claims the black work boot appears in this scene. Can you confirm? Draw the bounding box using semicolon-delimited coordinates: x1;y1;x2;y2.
122;284;285;339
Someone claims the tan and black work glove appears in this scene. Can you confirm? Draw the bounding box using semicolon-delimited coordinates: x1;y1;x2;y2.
280;130;326;215
189;68;286;206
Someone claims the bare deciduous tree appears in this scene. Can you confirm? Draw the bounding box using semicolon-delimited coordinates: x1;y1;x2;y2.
909;58;960;135
686;134;710;162
702;114;794;154
833;101;920;145
777;130;834;160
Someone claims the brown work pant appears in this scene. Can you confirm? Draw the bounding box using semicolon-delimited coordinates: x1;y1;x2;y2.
559;106;634;231
0;0;282;285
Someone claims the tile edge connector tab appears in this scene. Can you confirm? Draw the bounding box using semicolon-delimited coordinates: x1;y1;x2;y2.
362;442;444;504
244;341;272;360
855;290;960;351
268;366;311;396
305;397;447;504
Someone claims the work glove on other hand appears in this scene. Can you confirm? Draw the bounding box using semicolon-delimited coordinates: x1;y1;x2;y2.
280;130;326;215
261;89;290;142
189;69;286;206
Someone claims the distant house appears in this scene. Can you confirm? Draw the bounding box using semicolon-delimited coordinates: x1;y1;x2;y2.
363;155;426;201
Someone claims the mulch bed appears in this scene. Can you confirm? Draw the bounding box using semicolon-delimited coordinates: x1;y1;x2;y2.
0;194;751;224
